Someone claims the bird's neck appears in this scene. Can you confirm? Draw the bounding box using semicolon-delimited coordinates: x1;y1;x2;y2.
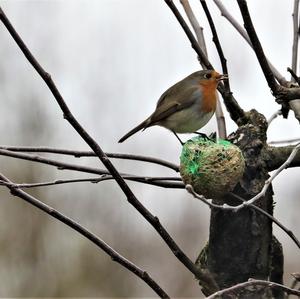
198;80;217;112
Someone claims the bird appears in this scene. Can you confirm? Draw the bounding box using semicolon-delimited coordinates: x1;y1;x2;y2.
118;70;227;144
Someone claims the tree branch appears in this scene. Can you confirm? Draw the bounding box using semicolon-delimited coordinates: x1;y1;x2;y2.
287;67;300;85
0;173;170;298
164;0;212;68
0;145;179;172
0;175;184;190
267;110;282;125
266;144;300;170
291;0;300;79
180;0;208;59
200;0;230;91
236;0;279;94
206;279;300;298
268;138;300;145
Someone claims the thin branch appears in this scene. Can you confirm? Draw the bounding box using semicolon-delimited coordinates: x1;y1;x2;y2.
164;0;212;68
286;275;299;299
266;144;300;171
0;148;111;175
236;0;300;120
0;173;170;298
287;67;300;85
0;146;179;172
237;0;279;94
206;279;300;299
0;6;213;284
200;0;230;91
269;138;300;145
0;175;184;189
291;272;300;282
291;0;300;80
277;85;300;102
180;0;208;58
267;110;282;125
164;0;246;125
215;99;227;139
213;0;288;86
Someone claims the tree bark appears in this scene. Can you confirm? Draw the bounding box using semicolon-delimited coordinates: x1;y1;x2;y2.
196;110;283;298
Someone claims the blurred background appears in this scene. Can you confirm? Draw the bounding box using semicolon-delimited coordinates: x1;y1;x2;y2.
0;0;299;297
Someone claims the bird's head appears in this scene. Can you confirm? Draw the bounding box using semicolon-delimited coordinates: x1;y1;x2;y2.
191;70;228;87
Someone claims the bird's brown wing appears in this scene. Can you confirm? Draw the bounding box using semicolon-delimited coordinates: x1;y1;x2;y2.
155;79;184;108
146;86;202;127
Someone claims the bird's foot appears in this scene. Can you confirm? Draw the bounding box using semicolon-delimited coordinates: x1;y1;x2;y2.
173;132;185;145
193;132;216;142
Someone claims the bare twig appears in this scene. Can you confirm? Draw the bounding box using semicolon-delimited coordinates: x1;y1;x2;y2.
269;138;300;145
291;272;300;282
0;173;170;298
215;99;227;139
0;6;213;284
287;67;300;85
180;0;208;59
266;145;300;170
200;0;230;91
236;1;300;120
206;279;300;299
0;175;184;189
291;0;300;80
267;110;282;125
164;0;212;68
0;145;179;172
237;0;279;94
213;0;288;86
286;275;299;299
0;148;111;175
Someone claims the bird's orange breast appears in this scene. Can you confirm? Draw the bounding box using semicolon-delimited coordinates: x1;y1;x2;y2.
198;80;217;113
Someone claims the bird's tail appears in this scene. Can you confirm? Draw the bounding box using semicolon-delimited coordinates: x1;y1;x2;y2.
118;119;149;143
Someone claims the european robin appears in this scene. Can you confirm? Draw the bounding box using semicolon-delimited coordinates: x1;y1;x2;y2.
118;70;227;144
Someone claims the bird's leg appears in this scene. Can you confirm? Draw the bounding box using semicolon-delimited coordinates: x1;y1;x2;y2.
173;131;184;145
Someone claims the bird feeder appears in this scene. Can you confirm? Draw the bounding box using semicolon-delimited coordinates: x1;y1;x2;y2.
180;136;245;198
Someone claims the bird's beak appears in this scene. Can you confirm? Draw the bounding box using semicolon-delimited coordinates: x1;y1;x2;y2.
216;74;228;81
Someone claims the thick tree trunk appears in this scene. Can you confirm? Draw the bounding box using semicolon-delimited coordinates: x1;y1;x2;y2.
196;110;284;298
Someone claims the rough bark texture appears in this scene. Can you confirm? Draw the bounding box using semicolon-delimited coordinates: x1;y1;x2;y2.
196;110;283;298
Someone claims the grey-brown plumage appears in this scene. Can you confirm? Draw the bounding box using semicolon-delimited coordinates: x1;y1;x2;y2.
119;70;226;143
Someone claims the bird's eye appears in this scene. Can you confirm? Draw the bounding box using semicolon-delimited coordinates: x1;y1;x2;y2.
204;73;212;79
